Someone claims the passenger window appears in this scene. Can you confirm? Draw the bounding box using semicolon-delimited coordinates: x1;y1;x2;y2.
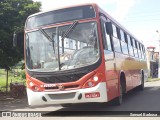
113;38;121;53
121;41;128;54
112;24;118;38
120;31;128;54
140;44;144;59
132;38;136;48
139;43;143;58
130;37;133;47
127;38;134;56
128;46;134;56
120;30;125;41
127;35;131;46
136;41;140;57
138;42;142;58
142;45;146;59
135;40;138;48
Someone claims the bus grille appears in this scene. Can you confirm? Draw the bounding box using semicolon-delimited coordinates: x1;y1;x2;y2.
36;72;86;84
44;85;79;90
48;92;76;100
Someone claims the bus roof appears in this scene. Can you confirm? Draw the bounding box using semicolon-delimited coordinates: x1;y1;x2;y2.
27;3;98;18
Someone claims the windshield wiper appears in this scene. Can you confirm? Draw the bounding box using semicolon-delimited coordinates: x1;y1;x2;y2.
38;27;55;53
61;20;78;40
39;27;52;42
61;21;78;54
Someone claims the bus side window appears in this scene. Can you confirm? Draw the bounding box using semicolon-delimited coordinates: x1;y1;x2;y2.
142;45;146;60
100;17;113;51
100;18;108;50
135;40;139;58
140;44;144;59
112;24;118;38
103;23;112;51
130;37;136;56
138;43;141;58
112;24;121;53
127;36;134;56
120;29;125;42
133;38;138;57
120;30;128;54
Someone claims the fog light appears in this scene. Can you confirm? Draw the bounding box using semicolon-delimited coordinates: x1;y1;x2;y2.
93;76;98;82
88;81;93;87
34;86;39;91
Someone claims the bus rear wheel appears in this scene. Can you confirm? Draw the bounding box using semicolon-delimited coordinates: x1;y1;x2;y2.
138;73;144;90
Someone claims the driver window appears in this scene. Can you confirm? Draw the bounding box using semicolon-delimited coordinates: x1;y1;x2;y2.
100;17;112;51
104;23;112;51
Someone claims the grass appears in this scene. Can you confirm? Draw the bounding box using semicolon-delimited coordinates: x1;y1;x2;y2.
147;77;160;82
0;69;26;92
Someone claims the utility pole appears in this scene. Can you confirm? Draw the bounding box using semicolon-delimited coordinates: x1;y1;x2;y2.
156;30;160;78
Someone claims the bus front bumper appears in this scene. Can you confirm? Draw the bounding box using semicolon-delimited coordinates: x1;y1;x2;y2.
26;82;108;106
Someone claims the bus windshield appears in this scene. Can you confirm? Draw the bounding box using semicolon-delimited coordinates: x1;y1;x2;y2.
26;22;100;72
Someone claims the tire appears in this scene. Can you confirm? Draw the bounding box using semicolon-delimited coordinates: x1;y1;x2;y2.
114;83;123;105
138;73;144;90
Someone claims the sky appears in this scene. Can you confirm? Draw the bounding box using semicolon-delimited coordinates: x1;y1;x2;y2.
33;0;160;51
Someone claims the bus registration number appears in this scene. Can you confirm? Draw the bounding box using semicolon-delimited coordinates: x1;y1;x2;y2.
85;92;100;98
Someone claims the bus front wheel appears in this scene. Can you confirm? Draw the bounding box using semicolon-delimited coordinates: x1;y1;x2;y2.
114;83;123;105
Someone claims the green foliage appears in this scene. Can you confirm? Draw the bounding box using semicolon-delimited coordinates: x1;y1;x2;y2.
21;71;26;79
0;69;26;87
147;78;160;82
0;0;41;69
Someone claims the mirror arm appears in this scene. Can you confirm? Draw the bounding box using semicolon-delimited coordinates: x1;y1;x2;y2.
13;28;24;47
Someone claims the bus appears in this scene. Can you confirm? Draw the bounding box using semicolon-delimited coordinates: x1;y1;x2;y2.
16;3;148;106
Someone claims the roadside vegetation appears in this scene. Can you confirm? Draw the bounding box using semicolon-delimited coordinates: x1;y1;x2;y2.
147;77;160;82
0;62;26;93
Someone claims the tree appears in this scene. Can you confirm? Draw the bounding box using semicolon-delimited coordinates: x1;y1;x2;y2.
0;0;41;93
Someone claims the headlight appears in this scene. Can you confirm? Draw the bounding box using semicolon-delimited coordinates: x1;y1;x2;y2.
93;76;98;82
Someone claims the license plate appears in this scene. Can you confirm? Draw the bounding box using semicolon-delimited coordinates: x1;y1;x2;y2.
85;92;100;98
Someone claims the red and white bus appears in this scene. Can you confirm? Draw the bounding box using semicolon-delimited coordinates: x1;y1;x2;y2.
22;3;148;106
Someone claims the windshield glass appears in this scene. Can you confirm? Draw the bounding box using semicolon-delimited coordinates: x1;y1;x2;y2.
26;22;100;72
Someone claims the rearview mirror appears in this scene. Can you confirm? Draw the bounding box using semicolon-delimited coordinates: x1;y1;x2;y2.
13;32;17;47
13;31;24;48
105;22;113;35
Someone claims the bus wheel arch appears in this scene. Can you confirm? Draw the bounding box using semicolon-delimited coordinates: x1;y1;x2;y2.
138;70;144;90
120;71;126;94
114;71;126;105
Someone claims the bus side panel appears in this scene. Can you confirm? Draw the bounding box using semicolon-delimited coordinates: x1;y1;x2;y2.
124;70;132;92
105;71;119;101
120;54;133;92
104;50;119;101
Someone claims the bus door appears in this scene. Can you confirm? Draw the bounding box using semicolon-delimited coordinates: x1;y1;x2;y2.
100;16;119;101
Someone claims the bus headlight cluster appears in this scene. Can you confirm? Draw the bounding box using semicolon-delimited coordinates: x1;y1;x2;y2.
83;75;100;88
27;80;40;92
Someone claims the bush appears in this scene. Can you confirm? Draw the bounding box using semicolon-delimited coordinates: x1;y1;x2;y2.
21;71;26;79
